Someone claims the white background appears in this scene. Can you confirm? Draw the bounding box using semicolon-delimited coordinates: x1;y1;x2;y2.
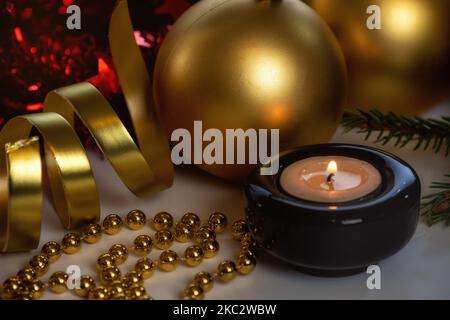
1;101;449;300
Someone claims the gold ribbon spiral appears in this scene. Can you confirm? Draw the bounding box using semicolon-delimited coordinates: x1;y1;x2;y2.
0;0;173;253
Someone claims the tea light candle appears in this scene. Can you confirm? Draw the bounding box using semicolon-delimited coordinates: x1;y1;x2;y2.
244;144;420;277
280;156;382;203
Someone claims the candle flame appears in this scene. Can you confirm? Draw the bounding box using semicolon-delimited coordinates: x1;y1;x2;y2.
327;161;337;174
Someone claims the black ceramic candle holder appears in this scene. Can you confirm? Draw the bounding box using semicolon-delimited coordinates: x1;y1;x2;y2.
244;144;421;277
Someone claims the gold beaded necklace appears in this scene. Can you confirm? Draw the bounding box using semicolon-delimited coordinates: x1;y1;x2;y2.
1;211;256;300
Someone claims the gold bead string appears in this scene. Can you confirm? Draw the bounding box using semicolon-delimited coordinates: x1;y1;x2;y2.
1;210;256;300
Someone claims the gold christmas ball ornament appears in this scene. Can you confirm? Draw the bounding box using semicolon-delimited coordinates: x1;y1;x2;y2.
154;0;347;182
306;0;450;115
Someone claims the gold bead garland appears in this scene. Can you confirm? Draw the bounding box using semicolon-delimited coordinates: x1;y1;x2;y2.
1;211;256;300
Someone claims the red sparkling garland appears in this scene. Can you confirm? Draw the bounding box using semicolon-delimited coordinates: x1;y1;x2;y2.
0;0;195;145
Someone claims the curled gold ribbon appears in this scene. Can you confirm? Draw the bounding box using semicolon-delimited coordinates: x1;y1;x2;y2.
0;0;173;252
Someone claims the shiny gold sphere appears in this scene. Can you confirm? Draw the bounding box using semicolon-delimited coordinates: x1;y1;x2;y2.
75;275;95;297
28;254;49;276
126;209;147;230
217;260;237;282
88;286;110;300
307;0;450;115
100;266;122;285
154;0;347;182
236;252;257;274
184;245;204;267
135;258;156;280
241;244;258;258
27;279;45;299
82;223;102;244
152;212;174;231
231;220;249;241
193;226;216;244
108;281;126;300
61;233;82;254
174;222;193;243
158;250;179;272
48;271;69;293
183;284;204;300
125;285;148;300
181;212;201;229
133;235;153;256
41;241;62;263
154;230;174;250
208;212;228;233
122;271;144;288
102;214;123;235
201;239;220;258
2;277;22;299
16;267;37;282
109;244;129;265
96;253;116;270
193;272;214;292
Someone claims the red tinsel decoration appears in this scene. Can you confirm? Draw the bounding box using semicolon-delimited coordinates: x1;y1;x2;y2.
0;0;195;145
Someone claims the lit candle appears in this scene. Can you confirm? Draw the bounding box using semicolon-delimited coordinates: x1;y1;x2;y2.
280;156;382;203
245;144;420;276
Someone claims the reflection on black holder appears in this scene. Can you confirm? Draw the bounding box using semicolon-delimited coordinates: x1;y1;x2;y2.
244;144;421;277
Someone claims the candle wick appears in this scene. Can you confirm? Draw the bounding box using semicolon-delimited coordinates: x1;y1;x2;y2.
326;173;335;184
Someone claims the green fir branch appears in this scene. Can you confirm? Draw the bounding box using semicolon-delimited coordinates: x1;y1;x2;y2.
341;109;450;156
341;109;450;226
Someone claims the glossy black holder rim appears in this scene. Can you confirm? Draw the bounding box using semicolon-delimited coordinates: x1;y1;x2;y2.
244;144;421;277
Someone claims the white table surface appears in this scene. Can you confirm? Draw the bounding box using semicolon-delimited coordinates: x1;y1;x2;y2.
1;101;449;300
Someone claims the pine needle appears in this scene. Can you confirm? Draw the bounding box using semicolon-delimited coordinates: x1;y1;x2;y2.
341;109;450;226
